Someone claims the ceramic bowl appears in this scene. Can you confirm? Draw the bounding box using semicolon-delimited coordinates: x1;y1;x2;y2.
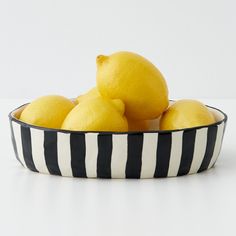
9;102;227;178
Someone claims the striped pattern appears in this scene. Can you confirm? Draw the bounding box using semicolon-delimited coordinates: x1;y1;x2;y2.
9;120;226;179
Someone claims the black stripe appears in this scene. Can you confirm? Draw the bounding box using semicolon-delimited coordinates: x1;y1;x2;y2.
70;133;87;177
177;129;196;176
9;121;23;166
198;126;218;172
44;131;61;175
126;133;143;179
154;133;172;178
97;134;112;178
21;126;38;172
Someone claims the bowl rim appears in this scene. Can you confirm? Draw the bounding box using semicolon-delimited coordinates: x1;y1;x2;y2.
9;101;228;134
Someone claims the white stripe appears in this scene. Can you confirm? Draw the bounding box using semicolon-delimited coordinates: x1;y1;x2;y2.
12;122;26;167
167;131;183;177
188;128;208;174
85;133;98;178
208;123;225;169
140;133;158;178
111;134;127;178
30;128;49;174
57;132;73;177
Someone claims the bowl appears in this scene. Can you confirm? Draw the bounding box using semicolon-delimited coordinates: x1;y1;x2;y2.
9;102;227;178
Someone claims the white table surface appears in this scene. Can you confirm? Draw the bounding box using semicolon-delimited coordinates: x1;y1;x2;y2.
0;98;235;236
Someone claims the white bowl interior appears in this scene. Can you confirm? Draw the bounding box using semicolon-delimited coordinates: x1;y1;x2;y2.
209;107;225;122
12;104;26;119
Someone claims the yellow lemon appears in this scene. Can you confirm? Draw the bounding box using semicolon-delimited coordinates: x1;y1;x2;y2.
20;95;75;129
76;87;148;132
128;119;149;131
160;99;216;130
76;87;100;103
62;97;128;132
96;51;169;120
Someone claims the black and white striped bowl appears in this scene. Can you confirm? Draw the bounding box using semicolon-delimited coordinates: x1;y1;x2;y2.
9;103;227;178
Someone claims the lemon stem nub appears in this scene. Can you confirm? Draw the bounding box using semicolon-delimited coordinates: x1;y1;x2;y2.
111;99;125;115
96;55;108;64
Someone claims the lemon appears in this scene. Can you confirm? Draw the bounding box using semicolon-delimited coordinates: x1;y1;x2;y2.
76;87;148;132
20;95;75;129
160;99;216;130
76;87;100;103
96;51;169;120
128;119;149;131
62;97;128;132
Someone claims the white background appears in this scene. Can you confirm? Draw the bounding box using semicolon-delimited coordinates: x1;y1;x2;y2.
0;0;236;99
1;1;236;236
